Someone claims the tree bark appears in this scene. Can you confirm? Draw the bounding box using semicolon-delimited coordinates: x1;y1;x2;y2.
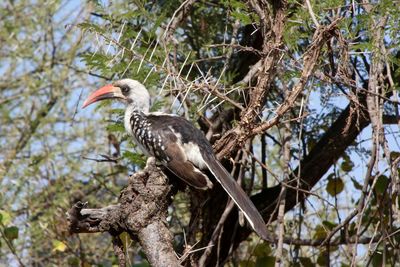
67;159;181;267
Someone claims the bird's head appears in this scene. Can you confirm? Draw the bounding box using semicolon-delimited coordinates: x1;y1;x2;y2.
82;79;150;112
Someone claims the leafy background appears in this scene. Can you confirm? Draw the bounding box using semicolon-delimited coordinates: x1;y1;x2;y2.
1;0;399;266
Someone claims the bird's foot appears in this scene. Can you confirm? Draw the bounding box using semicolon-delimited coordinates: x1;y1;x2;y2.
145;157;164;168
145;157;157;168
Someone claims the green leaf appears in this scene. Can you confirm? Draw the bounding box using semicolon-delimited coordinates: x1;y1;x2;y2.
29;154;45;167
322;220;337;230
239;260;255;267
108;108;125;115
0;210;12;225
253;242;271;257
4;226;19;240
299;257;314;267
67;257;79;266
255;256;275;267
77;22;106;34
351;177;363;190
390;151;400;161
341;160;354;172
314;225;327;239
231;10;252;24
351;42;373;51
119;232;130;250
371;251;383;267
375;175;389;194
326;177;344;196
122;150;146;167
150;100;166;112
317;251;328;266
80;52;111;73
106;123;125;133
52;240;67;252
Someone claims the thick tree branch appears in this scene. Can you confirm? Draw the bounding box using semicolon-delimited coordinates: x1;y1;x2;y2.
138;221;180;267
67;159;181;267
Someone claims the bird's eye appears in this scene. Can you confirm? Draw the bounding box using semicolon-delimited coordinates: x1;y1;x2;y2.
120;85;130;94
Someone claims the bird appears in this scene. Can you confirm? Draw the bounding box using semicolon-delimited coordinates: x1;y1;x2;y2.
82;79;269;240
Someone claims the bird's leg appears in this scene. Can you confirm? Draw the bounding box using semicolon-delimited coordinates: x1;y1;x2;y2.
146;156;165;169
145;156;157;167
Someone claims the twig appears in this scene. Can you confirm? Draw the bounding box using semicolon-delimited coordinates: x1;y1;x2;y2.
112;235;126;267
207;43;263;56
163;0;196;41
305;0;320;27
275;119;291;266
82;154;119;164
251;18;342;136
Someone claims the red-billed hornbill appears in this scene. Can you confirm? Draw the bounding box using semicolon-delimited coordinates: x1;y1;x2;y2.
82;79;269;240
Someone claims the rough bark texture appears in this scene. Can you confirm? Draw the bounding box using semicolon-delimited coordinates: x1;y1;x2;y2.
138;222;181;267
66;2;397;266
68;159;181;267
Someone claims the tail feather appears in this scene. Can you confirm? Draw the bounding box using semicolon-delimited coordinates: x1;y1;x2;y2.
202;153;271;241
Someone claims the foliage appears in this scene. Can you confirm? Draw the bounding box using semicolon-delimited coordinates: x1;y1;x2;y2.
1;0;399;266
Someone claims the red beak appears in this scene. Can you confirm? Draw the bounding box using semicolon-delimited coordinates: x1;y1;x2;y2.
82;84;125;108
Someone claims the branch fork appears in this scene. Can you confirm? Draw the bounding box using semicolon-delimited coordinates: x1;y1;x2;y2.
67;159;181;267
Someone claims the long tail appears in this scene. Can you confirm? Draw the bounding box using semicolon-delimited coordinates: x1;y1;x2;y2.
202;153;271;241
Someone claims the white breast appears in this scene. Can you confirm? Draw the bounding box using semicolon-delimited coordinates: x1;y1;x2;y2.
124;106;135;136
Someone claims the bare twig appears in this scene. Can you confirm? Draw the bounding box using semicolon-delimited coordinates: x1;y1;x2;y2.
274;121;291;267
305;0;320;27
163;0;196;41
82;154;119;164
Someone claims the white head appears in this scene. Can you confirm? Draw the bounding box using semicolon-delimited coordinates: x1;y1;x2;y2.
82;79;150;112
